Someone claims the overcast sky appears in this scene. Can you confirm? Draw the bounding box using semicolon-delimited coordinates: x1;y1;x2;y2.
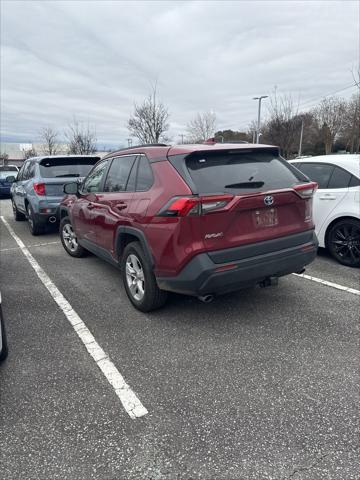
1;0;359;147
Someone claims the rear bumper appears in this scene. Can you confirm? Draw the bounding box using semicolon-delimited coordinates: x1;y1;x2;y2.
33;199;61;223
156;230;318;296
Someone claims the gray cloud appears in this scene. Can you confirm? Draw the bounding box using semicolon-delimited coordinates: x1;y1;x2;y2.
1;0;359;146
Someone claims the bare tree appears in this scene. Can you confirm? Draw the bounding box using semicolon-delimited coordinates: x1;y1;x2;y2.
262;90;299;158
313;96;347;155
65;119;97;154
186;111;217;143
39;127;59;155
0;153;9;166
23;146;37;159
339;93;360;153
127;87;169;144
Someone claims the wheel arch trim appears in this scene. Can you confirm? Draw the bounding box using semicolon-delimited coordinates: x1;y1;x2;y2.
115;226;154;268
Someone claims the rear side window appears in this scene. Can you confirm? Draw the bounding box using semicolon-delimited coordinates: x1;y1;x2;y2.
104;155;137;192
22;162;32;181
349;175;360;187
328;167;352;189
297;163;335;189
28;162;36;179
39;157;99;178
184;150;308;194
136;156;154;191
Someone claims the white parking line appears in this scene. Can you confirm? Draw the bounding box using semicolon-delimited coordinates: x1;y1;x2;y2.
0;216;148;420
293;272;360;296
0;241;60;252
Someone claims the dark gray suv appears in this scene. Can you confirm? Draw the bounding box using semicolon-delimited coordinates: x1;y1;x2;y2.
10;155;99;235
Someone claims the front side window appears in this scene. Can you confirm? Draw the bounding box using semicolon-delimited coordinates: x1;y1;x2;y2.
104;155;137;192
82;160;108;193
297;163;335;189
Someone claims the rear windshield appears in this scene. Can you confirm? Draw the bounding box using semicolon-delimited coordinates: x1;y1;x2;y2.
185;150;308;194
0;169;17;179
39;157;99;178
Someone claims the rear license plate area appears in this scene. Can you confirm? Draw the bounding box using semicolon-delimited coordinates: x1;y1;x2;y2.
254;208;278;227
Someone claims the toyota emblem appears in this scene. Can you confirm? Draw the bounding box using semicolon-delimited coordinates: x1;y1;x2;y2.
264;195;274;206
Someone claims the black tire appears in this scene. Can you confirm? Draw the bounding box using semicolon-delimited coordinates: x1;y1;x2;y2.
121;241;167;312
26;203;43;236
60;216;88;258
327;218;360;268
0;307;8;362
11;198;25;221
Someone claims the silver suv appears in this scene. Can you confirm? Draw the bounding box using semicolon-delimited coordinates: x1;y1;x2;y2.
10;155;99;235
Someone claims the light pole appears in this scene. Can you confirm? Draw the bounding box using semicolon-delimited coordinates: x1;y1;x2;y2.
253;95;268;143
298;119;304;157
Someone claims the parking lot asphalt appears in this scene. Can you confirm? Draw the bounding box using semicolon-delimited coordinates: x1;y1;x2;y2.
0;198;359;480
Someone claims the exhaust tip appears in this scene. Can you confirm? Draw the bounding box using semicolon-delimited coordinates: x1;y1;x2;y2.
198;294;215;304
49;216;57;223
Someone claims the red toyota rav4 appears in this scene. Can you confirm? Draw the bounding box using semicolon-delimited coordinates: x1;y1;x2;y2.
60;143;318;312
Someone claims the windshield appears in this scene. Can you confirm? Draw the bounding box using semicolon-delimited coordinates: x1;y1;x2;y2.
185;150;309;194
39;157;99;178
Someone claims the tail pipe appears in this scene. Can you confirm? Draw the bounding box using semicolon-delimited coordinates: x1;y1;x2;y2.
198;294;215;304
48;216;57;223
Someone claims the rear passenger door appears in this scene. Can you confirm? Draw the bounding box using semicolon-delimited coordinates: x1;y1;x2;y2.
93;155;138;255
14;161;34;212
298;163;350;233
128;154;154;227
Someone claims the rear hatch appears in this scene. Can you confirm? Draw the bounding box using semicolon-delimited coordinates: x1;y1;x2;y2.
39;156;100;196
168;148;315;255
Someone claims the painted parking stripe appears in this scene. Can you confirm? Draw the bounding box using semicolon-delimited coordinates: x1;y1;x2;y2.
0;241;60;252
293;272;360;296
1;216;148;419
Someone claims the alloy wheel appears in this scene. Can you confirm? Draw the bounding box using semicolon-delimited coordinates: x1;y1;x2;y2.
125;254;145;301
330;222;360;266
62;223;79;253
26;205;34;230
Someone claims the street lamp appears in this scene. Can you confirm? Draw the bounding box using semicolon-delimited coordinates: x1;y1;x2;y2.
253;95;268;143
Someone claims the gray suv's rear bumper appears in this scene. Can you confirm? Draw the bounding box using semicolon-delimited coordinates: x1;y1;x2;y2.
156;230;318;296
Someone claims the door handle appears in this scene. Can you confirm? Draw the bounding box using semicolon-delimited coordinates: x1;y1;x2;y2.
115;203;127;211
87;203;95;210
319;195;337;200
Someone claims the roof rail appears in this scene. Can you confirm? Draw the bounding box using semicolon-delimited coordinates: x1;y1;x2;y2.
132;143;168;148
104;143;169;156
204;138;248;145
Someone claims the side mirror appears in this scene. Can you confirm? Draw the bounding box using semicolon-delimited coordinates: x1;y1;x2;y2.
6;176;16;183
64;182;79;195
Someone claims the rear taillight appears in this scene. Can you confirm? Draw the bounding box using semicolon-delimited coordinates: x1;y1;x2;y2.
293;182;317;198
33;183;46;196
157;194;233;217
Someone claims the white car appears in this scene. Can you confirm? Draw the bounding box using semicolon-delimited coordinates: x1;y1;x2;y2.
289;155;360;267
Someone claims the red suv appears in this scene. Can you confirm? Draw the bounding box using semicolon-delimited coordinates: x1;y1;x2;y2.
60;143;318;311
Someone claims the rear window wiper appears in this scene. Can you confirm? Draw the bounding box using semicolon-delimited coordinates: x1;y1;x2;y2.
224;181;264;189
